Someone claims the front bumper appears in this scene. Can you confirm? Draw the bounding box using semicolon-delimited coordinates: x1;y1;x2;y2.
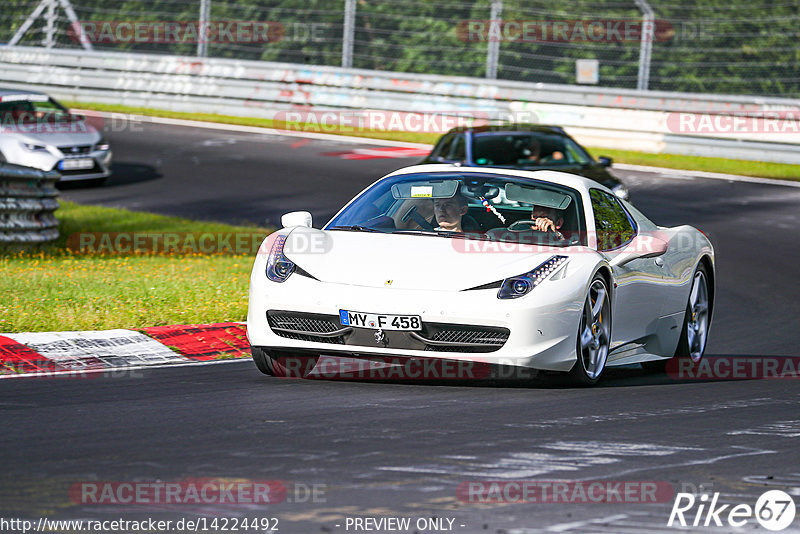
53;149;113;182
247;258;586;373
6;148;112;182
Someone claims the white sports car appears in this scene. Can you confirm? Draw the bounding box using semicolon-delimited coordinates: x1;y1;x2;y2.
247;165;714;385
0;89;112;184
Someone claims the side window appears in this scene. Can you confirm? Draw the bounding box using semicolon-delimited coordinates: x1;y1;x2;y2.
590;189;635;251
449;134;466;161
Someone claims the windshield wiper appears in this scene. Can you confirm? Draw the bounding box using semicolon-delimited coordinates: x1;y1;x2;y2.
393;229;492;241
328;225;382;233
392;229;449;237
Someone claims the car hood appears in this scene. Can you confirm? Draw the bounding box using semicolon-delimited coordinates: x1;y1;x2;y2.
1;123;100;148
283;227;574;291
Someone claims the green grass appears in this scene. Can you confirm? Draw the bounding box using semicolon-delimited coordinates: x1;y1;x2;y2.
586;148;800;182
66;100;800;182
0;202;270;332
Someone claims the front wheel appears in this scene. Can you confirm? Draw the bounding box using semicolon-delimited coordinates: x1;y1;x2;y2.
569;275;611;386
251;347;318;378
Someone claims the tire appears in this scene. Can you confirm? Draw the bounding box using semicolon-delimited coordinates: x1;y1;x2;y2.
642;263;712;373
569;274;612;386
674;264;711;362
250;347;318;378
251;346;275;376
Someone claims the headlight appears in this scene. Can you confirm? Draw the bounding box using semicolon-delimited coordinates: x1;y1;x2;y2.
21;141;48;152
95;135;110;151
266;234;295;283
612;184;629;200
498;255;568;299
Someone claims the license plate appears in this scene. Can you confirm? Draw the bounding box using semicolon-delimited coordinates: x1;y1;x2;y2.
59;158;94;170
339;310;421;331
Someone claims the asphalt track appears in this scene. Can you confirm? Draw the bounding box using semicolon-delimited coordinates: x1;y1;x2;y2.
3;120;800;533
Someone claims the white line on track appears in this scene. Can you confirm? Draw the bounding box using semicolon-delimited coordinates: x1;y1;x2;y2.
78;110;432;148
0;356;251;380
545;514;631;532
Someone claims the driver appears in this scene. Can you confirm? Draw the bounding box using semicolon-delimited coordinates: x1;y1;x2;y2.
433;192;469;232
528;205;565;239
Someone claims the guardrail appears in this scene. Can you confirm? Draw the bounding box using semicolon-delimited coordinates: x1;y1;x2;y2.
2;46;800;165
0;163;60;245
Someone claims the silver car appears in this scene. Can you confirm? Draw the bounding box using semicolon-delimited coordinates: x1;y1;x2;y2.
0;89;112;185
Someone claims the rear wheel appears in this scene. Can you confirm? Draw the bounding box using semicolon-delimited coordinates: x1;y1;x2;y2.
675;265;711;362
250;347;318;378
642;264;711;373
569;275;611;386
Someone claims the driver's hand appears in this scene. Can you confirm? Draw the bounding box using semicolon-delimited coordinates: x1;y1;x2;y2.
531;217;557;232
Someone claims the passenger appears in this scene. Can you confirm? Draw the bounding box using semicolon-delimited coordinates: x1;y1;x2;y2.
520;140;564;164
520;139;541;163
433;193;469;232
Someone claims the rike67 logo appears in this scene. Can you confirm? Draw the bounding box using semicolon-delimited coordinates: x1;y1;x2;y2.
668;490;796;531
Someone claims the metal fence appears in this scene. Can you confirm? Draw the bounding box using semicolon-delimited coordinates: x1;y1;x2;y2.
0;163;60;245
3;0;799;98
2;45;799;165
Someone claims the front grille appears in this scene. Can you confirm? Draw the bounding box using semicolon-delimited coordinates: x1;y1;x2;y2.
267;311;346;344
266;311;509;352
429;328;508;345
421;324;509;353
59;145;93;155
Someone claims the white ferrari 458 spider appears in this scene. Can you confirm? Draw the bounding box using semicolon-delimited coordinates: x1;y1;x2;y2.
247;165;714;385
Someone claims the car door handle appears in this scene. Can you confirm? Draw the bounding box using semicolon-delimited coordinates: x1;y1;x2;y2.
654;257;664;267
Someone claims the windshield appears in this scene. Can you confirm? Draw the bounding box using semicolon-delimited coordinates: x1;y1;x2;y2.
325;172;587;246
0;96;72;124
472;132;591;167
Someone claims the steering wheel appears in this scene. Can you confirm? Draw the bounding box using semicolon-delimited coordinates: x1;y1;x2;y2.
508;220;557;233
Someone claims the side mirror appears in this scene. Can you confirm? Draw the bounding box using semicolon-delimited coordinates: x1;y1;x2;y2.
598;156;613;168
281;211;312;228
610;235;668;267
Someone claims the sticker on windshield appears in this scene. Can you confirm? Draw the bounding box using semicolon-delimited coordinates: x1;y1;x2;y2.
410;186;433;198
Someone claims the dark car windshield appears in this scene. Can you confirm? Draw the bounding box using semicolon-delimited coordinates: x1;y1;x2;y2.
0;96;72;124
472;132;592;167
325;172;587;246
